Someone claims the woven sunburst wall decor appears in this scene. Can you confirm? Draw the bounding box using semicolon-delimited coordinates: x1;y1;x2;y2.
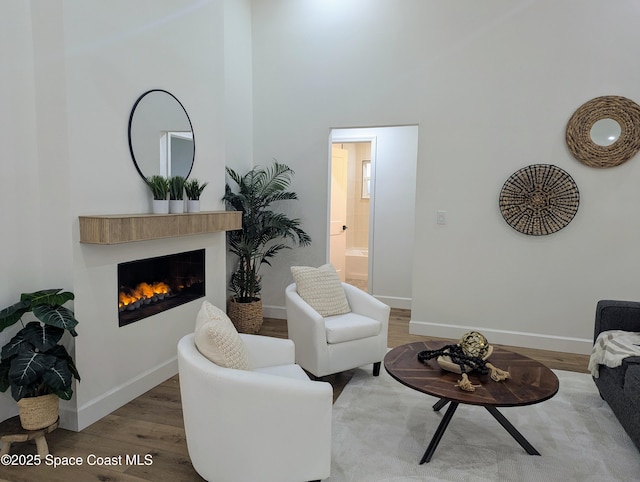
499;164;580;236
566;95;640;168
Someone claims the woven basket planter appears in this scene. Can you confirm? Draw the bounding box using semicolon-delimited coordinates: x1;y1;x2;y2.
17;393;59;430
227;297;263;334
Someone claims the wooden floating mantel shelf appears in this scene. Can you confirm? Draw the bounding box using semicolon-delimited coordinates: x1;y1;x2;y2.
79;211;242;244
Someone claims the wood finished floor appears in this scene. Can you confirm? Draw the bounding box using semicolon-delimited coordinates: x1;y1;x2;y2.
0;310;590;482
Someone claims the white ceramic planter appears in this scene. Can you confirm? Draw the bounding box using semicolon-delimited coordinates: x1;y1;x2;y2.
152;199;169;214
186;200;200;213
169;199;184;214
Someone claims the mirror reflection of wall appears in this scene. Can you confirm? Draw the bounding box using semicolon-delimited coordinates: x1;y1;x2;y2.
590;118;621;147
159;132;194;177
128;90;195;180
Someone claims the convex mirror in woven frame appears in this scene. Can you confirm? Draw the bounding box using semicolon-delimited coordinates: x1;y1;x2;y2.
566;95;640;168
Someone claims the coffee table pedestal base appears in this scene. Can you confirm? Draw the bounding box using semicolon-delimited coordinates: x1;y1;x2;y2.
420;399;541;464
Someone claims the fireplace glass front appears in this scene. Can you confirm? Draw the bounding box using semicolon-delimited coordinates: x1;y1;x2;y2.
118;249;205;327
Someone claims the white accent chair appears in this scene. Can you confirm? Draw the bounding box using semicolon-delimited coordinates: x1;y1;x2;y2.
177;332;333;482
285;282;390;378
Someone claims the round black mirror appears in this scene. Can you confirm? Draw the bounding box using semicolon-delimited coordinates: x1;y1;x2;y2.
128;89;195;180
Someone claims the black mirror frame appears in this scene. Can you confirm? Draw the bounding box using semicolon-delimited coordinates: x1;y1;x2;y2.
127;89;195;181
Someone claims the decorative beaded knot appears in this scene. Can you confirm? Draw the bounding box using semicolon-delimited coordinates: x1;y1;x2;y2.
416;332;511;392
417;343;489;375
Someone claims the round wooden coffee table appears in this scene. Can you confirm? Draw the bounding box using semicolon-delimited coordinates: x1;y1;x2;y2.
384;340;559;463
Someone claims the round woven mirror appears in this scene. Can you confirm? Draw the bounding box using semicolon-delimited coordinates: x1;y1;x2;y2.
566;95;640;168
499;164;579;236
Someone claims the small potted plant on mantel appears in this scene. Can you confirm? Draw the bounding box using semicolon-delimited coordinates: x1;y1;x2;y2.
0;289;80;430
146;175;170;214
184;178;208;213
169;175;186;214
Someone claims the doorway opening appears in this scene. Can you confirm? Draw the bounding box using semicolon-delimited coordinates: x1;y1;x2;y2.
330;141;373;292
329;125;418;309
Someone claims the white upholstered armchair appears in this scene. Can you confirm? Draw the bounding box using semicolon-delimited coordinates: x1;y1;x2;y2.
285;281;390;378
177;332;333;482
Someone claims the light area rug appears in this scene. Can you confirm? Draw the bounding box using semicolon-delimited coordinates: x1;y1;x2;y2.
329;367;639;481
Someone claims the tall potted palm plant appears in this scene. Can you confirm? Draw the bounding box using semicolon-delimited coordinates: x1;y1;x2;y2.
223;161;311;333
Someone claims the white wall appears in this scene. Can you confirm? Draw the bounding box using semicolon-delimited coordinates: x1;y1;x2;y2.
251;0;640;354
1;0;252;430
223;0;254;286
224;0;254;173
0;0;45;422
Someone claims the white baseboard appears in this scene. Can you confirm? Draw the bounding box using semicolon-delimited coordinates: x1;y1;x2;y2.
374;295;412;310
263;304;287;320
58;406;79;432
72;357;178;432
409;319;592;355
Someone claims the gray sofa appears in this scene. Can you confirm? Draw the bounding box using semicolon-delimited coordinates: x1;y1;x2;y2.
593;300;640;451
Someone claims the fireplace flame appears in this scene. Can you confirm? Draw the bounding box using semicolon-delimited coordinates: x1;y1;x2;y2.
119;281;171;310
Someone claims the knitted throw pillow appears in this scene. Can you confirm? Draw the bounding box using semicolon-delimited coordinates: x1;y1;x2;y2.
290;264;351;316
194;301;251;370
195;300;229;332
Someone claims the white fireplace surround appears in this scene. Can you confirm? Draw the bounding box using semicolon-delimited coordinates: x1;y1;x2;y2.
68;232;228;431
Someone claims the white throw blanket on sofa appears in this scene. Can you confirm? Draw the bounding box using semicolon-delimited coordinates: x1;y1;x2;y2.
589;330;640;378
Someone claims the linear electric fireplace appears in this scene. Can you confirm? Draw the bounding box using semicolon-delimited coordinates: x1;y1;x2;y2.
118;249;205;326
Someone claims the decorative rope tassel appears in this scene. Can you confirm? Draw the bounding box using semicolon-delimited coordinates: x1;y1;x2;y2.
455;373;481;392
486;363;511;382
